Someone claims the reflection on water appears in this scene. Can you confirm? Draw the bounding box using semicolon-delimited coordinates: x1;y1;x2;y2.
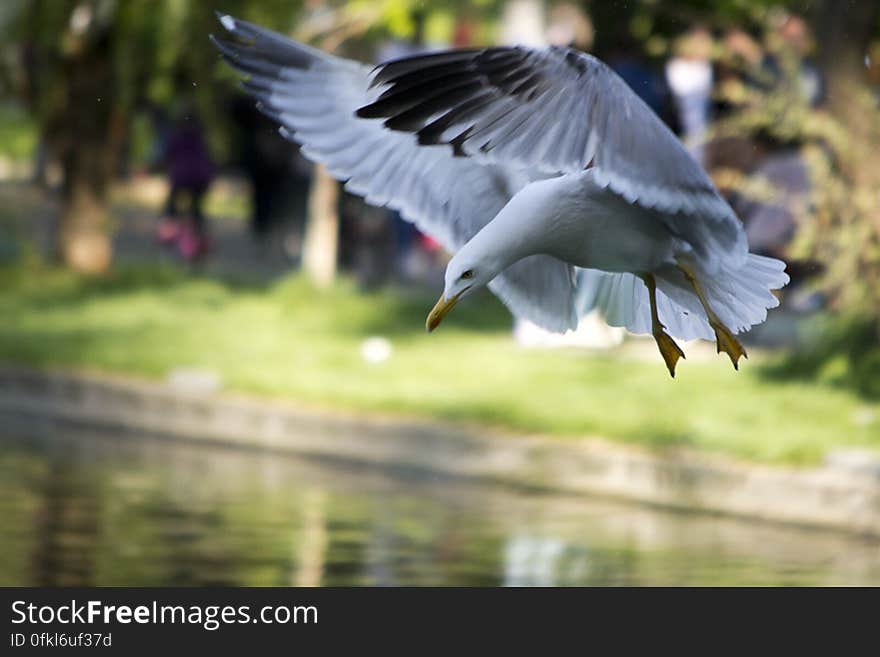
2;415;879;586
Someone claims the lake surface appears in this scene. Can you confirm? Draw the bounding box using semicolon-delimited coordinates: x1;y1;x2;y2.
2;412;879;586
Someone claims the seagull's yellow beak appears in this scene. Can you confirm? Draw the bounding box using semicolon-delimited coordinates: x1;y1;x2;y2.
426;290;464;332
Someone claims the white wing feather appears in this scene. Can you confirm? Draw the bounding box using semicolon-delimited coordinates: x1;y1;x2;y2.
213;16;577;331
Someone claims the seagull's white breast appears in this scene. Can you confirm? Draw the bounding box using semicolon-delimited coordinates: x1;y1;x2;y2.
513;171;680;274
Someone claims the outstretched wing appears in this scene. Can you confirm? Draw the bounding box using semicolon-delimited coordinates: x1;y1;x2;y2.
359;45;748;264
212;15;577;331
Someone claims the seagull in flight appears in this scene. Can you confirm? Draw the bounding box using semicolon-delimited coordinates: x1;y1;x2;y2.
212;14;789;377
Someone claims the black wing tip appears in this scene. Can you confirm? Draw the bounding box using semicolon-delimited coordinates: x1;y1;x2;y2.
416;130;439;146
367;65;385;90
370;48;484;85
355;104;376;119
356;100;405;121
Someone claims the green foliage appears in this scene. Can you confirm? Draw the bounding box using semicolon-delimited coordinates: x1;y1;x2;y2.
0;103;36;160
708;21;880;393
0;0;308;165
0;262;878;465
764;314;880;399
0;0;510;168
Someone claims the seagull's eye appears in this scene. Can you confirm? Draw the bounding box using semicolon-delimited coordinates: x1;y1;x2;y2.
460;269;475;280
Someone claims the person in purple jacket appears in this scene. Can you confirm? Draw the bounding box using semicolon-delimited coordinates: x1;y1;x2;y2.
158;108;215;259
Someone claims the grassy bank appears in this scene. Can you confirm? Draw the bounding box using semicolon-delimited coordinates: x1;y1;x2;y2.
1;263;877;464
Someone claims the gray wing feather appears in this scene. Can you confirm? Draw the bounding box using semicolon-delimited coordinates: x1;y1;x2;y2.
213;15;577;332
360;46;748;263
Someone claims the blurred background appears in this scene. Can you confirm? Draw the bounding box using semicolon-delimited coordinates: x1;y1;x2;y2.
1;0;879;586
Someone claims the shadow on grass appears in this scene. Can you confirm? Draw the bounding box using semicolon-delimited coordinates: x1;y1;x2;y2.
0;325;157;373
1;262;271;311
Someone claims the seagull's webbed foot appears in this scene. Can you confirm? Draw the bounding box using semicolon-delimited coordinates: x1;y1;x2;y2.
710;320;747;371
653;326;686;378
640;273;685;378
675;260;747;372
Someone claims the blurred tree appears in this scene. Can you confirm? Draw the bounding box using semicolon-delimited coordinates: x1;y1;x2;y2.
2;0;305;273
8;0;870;291
303;164;340;288
16;0;120;273
2;0;500;277
578;0;880;391
704;6;880;395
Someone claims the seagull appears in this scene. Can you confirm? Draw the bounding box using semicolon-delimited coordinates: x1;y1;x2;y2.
212;14;789;377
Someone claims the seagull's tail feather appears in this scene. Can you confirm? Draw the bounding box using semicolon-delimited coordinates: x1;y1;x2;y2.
576;253;789;341
660;253;790;336
576;270;713;341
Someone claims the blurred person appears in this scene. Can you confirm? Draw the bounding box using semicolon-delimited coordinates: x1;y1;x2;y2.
605;31;674;126
231;96;303;243
499;0;546;48
20;37;57;189
339;195;394;290
724;15;826;310
546;3;593;51
665;27;714;167
714;28;765;120
452;14;476;48
705;29;768;173
764;12;824;107
157;106;214;260
724;29;764;69
745;14;823;244
740;152;809;260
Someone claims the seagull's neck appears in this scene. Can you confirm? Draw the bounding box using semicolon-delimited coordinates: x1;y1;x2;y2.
464;213;539;278
465;183;558;275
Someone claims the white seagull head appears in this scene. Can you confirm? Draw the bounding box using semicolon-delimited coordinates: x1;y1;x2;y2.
427;231;509;332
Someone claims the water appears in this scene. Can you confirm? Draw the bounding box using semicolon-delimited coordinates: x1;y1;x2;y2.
2;415;879;586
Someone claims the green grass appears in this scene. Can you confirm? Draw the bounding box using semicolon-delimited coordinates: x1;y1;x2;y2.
1;263;877;465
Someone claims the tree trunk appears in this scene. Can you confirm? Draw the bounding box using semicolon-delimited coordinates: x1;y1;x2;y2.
295;11;368;290
812;0;879;114
52;22;117;274
811;0;880;192
302;164;339;288
58;140;112;274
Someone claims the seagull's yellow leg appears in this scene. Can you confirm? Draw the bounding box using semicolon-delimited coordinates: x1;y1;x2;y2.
676;261;747;370
640;273;685;378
